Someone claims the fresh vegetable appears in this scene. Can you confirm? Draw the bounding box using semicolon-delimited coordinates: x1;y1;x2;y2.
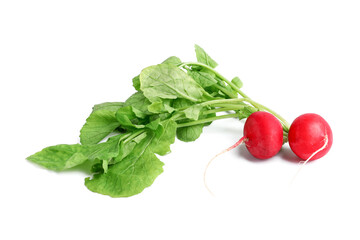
207;111;283;160
288;113;333;161
203;111;283;194
26;45;331;197
243;111;284;159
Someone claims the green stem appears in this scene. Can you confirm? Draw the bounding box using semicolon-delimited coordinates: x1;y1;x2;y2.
179;62;290;132
181;62;236;98
118;132;133;142
174;106;246;123
201;89;218;100
179;61;249;98
199;98;289;131
211;103;247;109
245;99;290;132
177;113;239;128
171;98;249;113
123;129;146;144
214;84;237;98
198;98;249;107
202;106;245;115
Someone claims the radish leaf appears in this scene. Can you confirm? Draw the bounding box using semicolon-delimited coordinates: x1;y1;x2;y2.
161;56;181;65
187;70;217;88
176;124;204;142
27;134;124;171
140;64;205;103
85;130;166;197
27;144;89;171
194;44;218;68
151;119;177;156
92;102;124;112
124;92;151;118
80;109;122;145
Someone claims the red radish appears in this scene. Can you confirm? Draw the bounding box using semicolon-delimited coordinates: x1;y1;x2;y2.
288;113;332;161
204;111;283;194
243;111;284;159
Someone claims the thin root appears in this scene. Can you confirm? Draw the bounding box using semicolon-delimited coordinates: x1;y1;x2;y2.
204;136;246;196
289;134;329;187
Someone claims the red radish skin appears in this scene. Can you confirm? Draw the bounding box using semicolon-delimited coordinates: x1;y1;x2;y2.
204;111;284;195
243;111;284;159
288;113;333;161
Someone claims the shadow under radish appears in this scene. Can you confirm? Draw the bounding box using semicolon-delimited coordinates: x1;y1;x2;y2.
278;145;303;164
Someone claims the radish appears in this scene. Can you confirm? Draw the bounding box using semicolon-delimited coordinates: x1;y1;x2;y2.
204;111;283;194
288;113;333;161
242;111;284;159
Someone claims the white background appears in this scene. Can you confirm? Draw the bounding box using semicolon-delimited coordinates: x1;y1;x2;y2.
1;0;359;239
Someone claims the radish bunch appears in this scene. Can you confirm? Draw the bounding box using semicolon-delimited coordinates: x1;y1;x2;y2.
28;44;333;197
205;111;332;174
229;111;332;161
205;111;332;194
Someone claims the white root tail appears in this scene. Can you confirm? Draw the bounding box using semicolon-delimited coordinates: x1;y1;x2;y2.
289;134;329;187
204;136;246;196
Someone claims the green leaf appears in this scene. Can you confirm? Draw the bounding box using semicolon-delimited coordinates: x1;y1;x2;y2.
124;92;151;118
194;44;218;68
182;105;203;120
174;99;214;142
176;124;204;142
173;98;205;121
172;98;192;109
132;56;181;92
140;64;205;103
161;56;182;65
145;118;161;131
115;106;145;130
85;119;177;197
187;71;217;88
27;134;125;172
114;132;148;164
132;75;141;91
86;134;124;161
173;98;203;122
90;162;104;174
231;77;243;89
80;109;122;145
85;132;164;197
149;112;172;122
147;99;175;114
150;119;177;156
27;144;88;171
92;102;124;112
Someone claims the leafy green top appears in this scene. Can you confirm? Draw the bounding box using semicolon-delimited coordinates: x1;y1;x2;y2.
27;44;289;197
